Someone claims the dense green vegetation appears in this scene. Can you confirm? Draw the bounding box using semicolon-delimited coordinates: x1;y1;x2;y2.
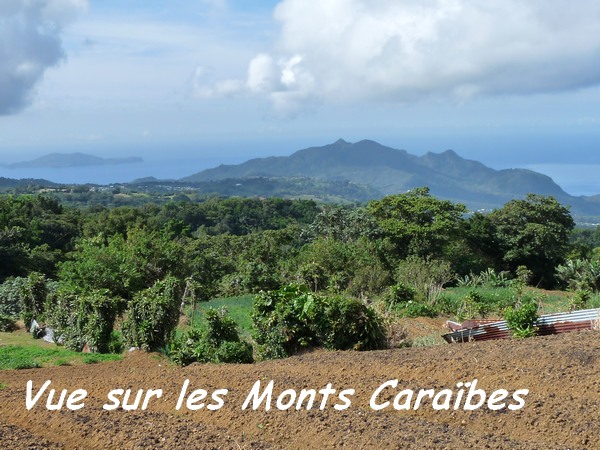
1;188;599;367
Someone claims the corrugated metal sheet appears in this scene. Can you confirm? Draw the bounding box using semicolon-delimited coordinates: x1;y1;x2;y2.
443;308;600;343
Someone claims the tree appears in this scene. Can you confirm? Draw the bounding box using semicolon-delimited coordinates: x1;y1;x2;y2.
460;212;504;274
122;277;182;351
367;188;467;259
59;226;186;304
489;194;575;287
0;195;80;280
303;206;383;242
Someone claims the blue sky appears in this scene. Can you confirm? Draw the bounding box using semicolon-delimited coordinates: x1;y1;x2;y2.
1;0;599;191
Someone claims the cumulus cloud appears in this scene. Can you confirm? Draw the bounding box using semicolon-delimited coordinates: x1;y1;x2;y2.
0;0;87;115
197;0;600;113
191;52;315;114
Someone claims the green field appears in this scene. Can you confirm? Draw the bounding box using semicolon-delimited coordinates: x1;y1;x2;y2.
186;294;254;336
0;331;122;370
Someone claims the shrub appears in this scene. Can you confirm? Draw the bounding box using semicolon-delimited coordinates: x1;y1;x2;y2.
345;257;392;298
0;273;48;329
214;340;254;364
0;278;25;320
45;287;119;353
170;308;253;366
456;290;490;321
122;277;182;352
435;293;462;316
567;290;591;311
252;284;322;359
456;268;512;288
395;256;454;305
203;307;242;345
170;329;210;366
515;265;533;287
396;300;438;318
252;284;386;360
322;295;387;351
504;297;539;339
384;283;416;309
384;281;441;318
0;313;17;332
108;331;125;354
556;259;600;292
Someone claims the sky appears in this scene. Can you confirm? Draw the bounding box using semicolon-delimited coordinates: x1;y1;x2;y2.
0;0;599;192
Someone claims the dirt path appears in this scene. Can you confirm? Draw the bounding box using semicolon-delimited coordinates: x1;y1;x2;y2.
1;330;599;449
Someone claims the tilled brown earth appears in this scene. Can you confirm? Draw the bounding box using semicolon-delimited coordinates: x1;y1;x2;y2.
1;330;599;449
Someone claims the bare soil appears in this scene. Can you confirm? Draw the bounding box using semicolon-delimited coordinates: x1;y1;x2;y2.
1;330;599;449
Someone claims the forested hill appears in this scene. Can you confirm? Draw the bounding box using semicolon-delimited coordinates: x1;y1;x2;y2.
182;139;598;215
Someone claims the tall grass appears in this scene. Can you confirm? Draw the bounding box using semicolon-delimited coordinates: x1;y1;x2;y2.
589;293;600;309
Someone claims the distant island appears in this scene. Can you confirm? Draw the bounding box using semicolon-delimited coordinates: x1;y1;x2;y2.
3;152;143;169
0;140;599;222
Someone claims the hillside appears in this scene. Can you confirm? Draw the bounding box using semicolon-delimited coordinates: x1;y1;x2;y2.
0;177;56;188
4;153;143;169
183;139;599;215
1;330;598;449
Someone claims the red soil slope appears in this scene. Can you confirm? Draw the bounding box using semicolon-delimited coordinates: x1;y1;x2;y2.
1;330;599;449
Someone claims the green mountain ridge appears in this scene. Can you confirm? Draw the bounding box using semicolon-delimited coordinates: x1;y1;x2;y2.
182;139;598;216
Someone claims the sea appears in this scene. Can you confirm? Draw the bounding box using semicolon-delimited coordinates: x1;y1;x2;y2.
0;137;598;197
0;152;249;187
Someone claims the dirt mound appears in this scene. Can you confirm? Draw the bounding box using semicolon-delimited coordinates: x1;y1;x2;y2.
1;330;599;449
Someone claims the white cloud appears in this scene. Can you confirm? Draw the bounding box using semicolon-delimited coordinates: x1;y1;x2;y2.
0;0;87;114
247;53;276;93
199;0;600;114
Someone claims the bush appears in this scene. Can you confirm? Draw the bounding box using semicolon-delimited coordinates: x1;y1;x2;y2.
568;290;590;311
395;256;454;305
203;307;242;345
504;297;539;339
252;284;320;359
322;295;387;351
384;281;443;318
252;284;386;360
122;277;182;352
45;287;119;353
170;308;253;366
384;283;416;309
455;268;512;288
395;300;438;318
0;273;48;329
556;259;600;292
345;260;392;298
435;293;462;316
0;278;25;320
456;290;490;321
214;340;254;364
108;330;125;354
0;313;17;332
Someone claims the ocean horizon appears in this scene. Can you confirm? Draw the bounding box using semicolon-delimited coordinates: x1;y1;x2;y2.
0;156;598;198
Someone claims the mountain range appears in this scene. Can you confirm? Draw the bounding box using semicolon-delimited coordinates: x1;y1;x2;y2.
181;139;600;217
3;153;143;169
1;140;598;221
